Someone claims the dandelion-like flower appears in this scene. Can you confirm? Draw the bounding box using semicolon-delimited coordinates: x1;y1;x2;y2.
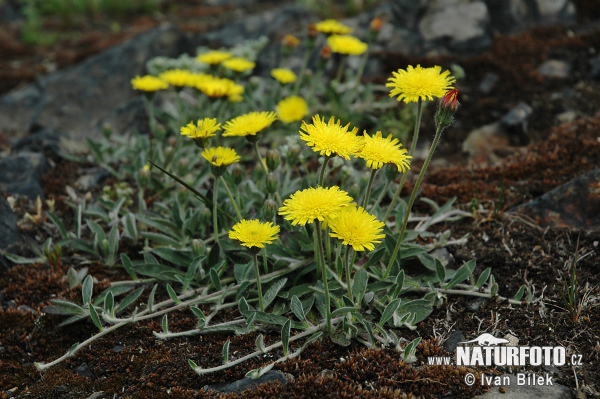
300;115;363;160
229;219;280;249
223;57;256;73
386;64;455;103
276;96;309;123
196;50;232;65
271;68;297;84
159;69;197;87
180;118;221;139
328;206;385;251
223;111;277;137
278;186;353;226
327;35;368;56
201;146;240;167
195;76;243;98
356;131;412;172
315;19;353;34
131;75;169;92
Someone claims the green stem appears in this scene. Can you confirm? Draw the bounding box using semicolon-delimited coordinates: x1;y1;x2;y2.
212;177;220;246
384;99;423;222
361;168;378;210
253;141;282;206
344;245;353;301
315;221;332;335
293;46;311;95
317;155;332;187
220;176;242;220
143;94;156;162
253;253;264;311
334;55;347;83
263;247;269;275
383;124;445;279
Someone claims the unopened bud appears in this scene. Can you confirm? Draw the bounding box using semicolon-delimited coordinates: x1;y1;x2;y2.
320;46;332;60
178;157;190;168
263;198;277;220
231;164;245;185
283;34;300;49
192;239;206;256
286;144;301;166
266;172;278;194
168;137;177;146
434;89;460;130
266;149;281;170
370;17;383;32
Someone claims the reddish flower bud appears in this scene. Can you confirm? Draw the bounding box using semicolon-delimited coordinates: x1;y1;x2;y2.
320;45;332;60
440;89;460;111
282;34;300;48
370;18;383;32
308;23;318;38
434;89;460;129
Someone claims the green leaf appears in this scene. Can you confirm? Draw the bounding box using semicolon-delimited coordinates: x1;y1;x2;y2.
147;284;158;312
300;331;323;351
82;275;93;305
378;298;401;328
107;225;119;265
2;251;44;264
104;291;114;315
162;314;169;334
140;232;180;247
330;306;361;318
166;283;181;304
403;337;421;363
435;258;446;282
151;247;193;267
69;342;80;355
89;305;103;331
47;212;68;239
188;359;198;369
255;334;266;353
475;267;491;288
390;270;405;300
352;268;368;306
115;287;144;314
396;299;433;326
281;319;291;356
75;203;83;239
190;306;206;321
262;278;287;310
209;268;221;291
123;213;138;241
183;256;203;291
222;340;230;364
239;297;250;314
364;246;386;268
45;299;87;316
445;262;472;289
513;285;526;301
87;220;106;242
242;311;304;329
290;295;305;322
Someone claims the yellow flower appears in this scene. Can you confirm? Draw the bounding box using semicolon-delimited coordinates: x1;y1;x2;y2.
201;146;240;167
282;34;300;48
276;96;309;123
180;118;221;139
315;19;353;34
356;131;412;172
195;76;241;98
278;186;353;226
131;75;168;92
271;68;297;84
328;206;385;251
223;111;277;137
223;57;256;73
159;69;197;87
327;35;368;56
299;115;363;160
196;50;232;65
229;219;280;249
386;64;456;103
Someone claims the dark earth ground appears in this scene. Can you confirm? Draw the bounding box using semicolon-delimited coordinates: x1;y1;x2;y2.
1;1;600;398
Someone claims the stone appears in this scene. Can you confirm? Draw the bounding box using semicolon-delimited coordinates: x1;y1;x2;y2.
12;126;62;158
483;0;575;35
0;195;22;272
0;24;190;141
589;55;600;79
478;72;500;94
443;330;464;353
75;362;95;380
538;59;571;78
510;167;600;231
462;122;511;165
0;0;22;23
474;373;572;399
0;151;49;200
204;370;294;394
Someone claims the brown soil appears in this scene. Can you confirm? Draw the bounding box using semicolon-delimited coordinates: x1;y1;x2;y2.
1;2;600;399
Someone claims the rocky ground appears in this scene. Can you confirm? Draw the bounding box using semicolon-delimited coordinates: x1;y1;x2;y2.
1;0;600;398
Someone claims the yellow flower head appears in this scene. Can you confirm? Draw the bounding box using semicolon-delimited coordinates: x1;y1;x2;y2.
196;50;232;65
223;57;256;73
180;118;221;139
201;146;240;167
276;96;309;124
328;206;385;251
386;64;456;103
223;111;277;137
271;68;297;84
282;34;300;48
315;19;353;34
195;76;242;98
229;219;280;249
299;115;363;160
131;75;168;92
159;69;197;87
356;131;412;172
327;35;368;56
278;186;353;226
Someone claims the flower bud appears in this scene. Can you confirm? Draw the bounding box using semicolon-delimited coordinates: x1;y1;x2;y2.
266;172;278;194
168;137;177;146
266;149;281;171
370;17;384;32
263;198;277;221
286;144;301;166
231;164;245;185
191;239;206;256
283;34;300;49
434;89;460;130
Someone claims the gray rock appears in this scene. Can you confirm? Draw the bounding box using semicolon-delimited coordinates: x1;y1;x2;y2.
590;55;600;79
0;24;189;141
535;0;575;24
0;0;22;23
474;373;572;399
75;362;95;379
12;126;62;158
204;370;293;394
0;151;49;199
443;330;464;353
95;96;150;138
0;196;19;250
483;0;575;35
478;72;500;94
538;59;571;78
500;102;533;129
